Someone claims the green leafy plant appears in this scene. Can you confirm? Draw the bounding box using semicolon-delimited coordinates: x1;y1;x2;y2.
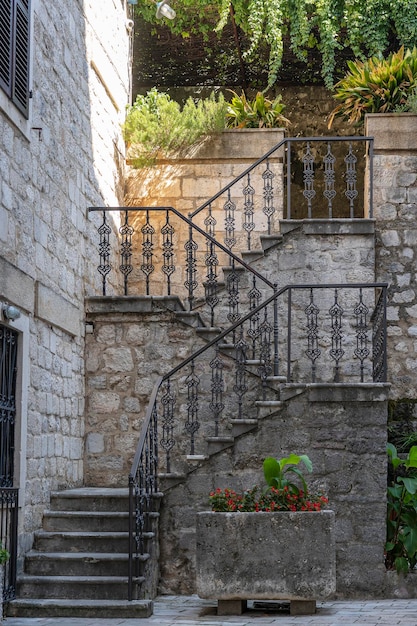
209;453;328;512
328;47;417;127
386;443;417;573
123;88;227;167
0;542;9;565
225;90;289;128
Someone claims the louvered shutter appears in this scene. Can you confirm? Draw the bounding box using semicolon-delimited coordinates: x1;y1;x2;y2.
13;0;30;117
0;0;13;97
0;0;30;119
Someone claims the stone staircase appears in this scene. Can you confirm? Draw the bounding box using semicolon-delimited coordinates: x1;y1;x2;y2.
6;488;158;618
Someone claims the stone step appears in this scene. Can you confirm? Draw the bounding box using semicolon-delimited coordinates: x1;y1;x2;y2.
33;530;131;553
16;574;140;600
49;487;163;513
24;551;146;577
49;488;130;512
230;418;258;437
256;400;283;419
6;598;153;619
43;510;130;533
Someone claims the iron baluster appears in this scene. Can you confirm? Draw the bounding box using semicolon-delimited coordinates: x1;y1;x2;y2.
243;173;255;250
305;288;321;382
97;210;111;296
302;142;316;218
119;210;134;296
185;361;200;455
247;276;262;359
262;158;275;234
234;327;248;421
185;223;198;311
323;143;336;219
224;189;236;259
227;259;241;336
161;210;175;296
160;379;175;474
329;289;344;382
209;344;224;437
140;210;155;296
205;206;219;327
354;288;370;382
257;306;273;399
372;288;387;382
204;203;216;239
273;285;279;377
345;143;358;218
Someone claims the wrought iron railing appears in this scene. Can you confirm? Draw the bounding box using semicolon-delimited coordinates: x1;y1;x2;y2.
89;136;374;301
127;282;387;598
1;488;18;604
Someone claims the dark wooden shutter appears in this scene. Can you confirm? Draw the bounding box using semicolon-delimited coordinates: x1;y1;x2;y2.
0;0;13;97
13;0;30;117
0;0;30;119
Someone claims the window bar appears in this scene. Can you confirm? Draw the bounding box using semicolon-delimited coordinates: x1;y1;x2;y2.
302;142;316;219
141;210;155;296
119;210;134;296
161;210;175;296
262;158;275;234
323;142;336;219
97;210;111;296
243;173;255;250
329;289;344;382
345;143;358;218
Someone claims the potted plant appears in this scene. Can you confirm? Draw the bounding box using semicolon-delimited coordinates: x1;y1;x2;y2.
196;453;336;616
0;543;9;624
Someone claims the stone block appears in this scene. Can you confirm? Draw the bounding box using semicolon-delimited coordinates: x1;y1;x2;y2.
36;282;80;336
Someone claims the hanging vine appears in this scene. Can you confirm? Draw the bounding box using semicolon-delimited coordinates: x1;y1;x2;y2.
133;0;417;88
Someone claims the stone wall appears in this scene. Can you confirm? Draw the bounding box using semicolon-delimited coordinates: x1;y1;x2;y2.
0;0;131;553
366;114;417;399
158;383;389;598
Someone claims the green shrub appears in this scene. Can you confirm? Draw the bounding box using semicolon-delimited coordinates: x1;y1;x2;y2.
0;543;9;565
225;90;289;128
386;443;417;574
328;47;417;127
123;88;227;167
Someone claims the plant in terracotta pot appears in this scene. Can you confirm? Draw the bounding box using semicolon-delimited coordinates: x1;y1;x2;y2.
196;453;335;616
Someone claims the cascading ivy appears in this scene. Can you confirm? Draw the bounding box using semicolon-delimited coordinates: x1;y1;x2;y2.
133;0;417;88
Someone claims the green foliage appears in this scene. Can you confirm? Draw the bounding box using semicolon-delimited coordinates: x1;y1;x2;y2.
263;453;313;494
225;90;289;128
0;543;9;565
134;0;417;89
123;88;227;167
328;47;417;127
386;443;417;574
209;453;328;512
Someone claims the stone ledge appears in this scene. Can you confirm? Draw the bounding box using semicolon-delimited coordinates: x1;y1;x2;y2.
306;382;390;403
280;219;375;236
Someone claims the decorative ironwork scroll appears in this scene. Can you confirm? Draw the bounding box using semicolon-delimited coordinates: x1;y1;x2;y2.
329;289;344;382
160;379;175;473
210;344;224;437
345;143;358;218
140;210;155;295
243;173;255;250
223;189;236;255
247;276;262;359
305;288;321;382
262;159;275;234
119;210;134;295
184;361;200;455
234;327;248;420
185;229;198;310
97;211;111;295
258;307;273;398
323;143;336;218
354;288;370;382
302;142;316;218
161;210;175;295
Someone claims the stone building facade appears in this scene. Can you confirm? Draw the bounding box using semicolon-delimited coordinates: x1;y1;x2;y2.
0;0;132;558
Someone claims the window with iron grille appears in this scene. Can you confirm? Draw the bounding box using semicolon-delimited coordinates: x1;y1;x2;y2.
0;0;30;119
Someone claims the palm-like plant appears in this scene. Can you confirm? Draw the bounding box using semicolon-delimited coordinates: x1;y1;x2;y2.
328;47;417;127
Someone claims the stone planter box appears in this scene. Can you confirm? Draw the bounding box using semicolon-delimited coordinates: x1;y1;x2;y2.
196;510;336;615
